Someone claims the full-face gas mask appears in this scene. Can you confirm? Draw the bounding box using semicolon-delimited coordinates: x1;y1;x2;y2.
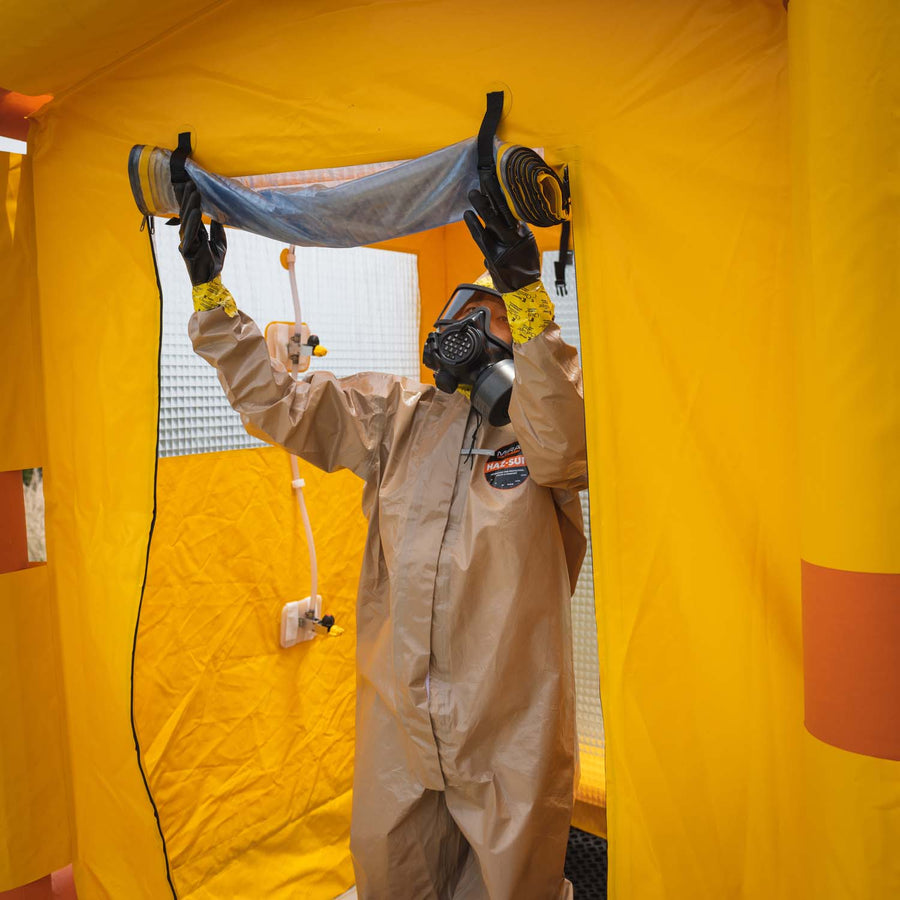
422;284;515;427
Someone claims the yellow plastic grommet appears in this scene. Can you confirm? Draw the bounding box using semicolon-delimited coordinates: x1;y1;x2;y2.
313;345;328;357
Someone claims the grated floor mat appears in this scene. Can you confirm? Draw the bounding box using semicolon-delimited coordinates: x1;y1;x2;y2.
565;827;608;899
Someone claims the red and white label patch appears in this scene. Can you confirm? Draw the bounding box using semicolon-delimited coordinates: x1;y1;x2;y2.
484;441;530;490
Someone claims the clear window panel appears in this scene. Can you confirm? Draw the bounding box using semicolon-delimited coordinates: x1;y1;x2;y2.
151;220;420;458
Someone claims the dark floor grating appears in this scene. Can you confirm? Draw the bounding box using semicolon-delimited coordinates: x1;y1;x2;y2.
565;826;608;899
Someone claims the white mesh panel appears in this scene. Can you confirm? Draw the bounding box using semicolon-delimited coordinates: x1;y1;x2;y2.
542;251;606;805
152;220;420;457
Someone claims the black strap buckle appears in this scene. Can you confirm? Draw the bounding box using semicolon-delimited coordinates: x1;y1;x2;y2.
554;166;572;296
476;92;515;222
170;131;193;186
166;131;193;225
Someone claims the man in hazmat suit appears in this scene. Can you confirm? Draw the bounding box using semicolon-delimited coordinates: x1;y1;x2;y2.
178;179;587;900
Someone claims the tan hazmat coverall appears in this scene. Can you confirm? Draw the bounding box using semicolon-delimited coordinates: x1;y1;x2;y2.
190;307;588;900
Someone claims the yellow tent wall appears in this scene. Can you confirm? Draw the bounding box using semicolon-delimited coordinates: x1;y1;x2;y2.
0;153;72;891
2;0;899;897
793;1;900;762
134;450;365;898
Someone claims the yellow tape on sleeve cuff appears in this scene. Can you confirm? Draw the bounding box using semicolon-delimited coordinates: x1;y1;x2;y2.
192;276;237;317
502;281;555;344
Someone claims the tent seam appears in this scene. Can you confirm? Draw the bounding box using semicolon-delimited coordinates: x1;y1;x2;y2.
130;216;179;900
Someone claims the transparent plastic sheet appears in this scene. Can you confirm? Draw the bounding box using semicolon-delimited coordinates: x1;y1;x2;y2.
129;138;481;247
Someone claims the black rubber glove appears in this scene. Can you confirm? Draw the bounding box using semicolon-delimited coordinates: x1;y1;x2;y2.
463;188;541;293
178;180;227;286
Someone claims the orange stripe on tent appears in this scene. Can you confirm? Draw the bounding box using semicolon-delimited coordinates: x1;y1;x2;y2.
0;470;27;573
802;560;900;760
0;90;52;142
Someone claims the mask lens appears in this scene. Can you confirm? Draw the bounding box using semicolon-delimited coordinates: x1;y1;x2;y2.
438;285;504;322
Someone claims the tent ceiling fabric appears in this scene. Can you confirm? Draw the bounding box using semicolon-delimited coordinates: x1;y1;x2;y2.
0;0;223;96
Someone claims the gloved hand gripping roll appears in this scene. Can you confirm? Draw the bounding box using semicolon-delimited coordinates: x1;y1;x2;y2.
424;184;557;426
177;179;237;317
463;189;556;344
465;91;569;320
